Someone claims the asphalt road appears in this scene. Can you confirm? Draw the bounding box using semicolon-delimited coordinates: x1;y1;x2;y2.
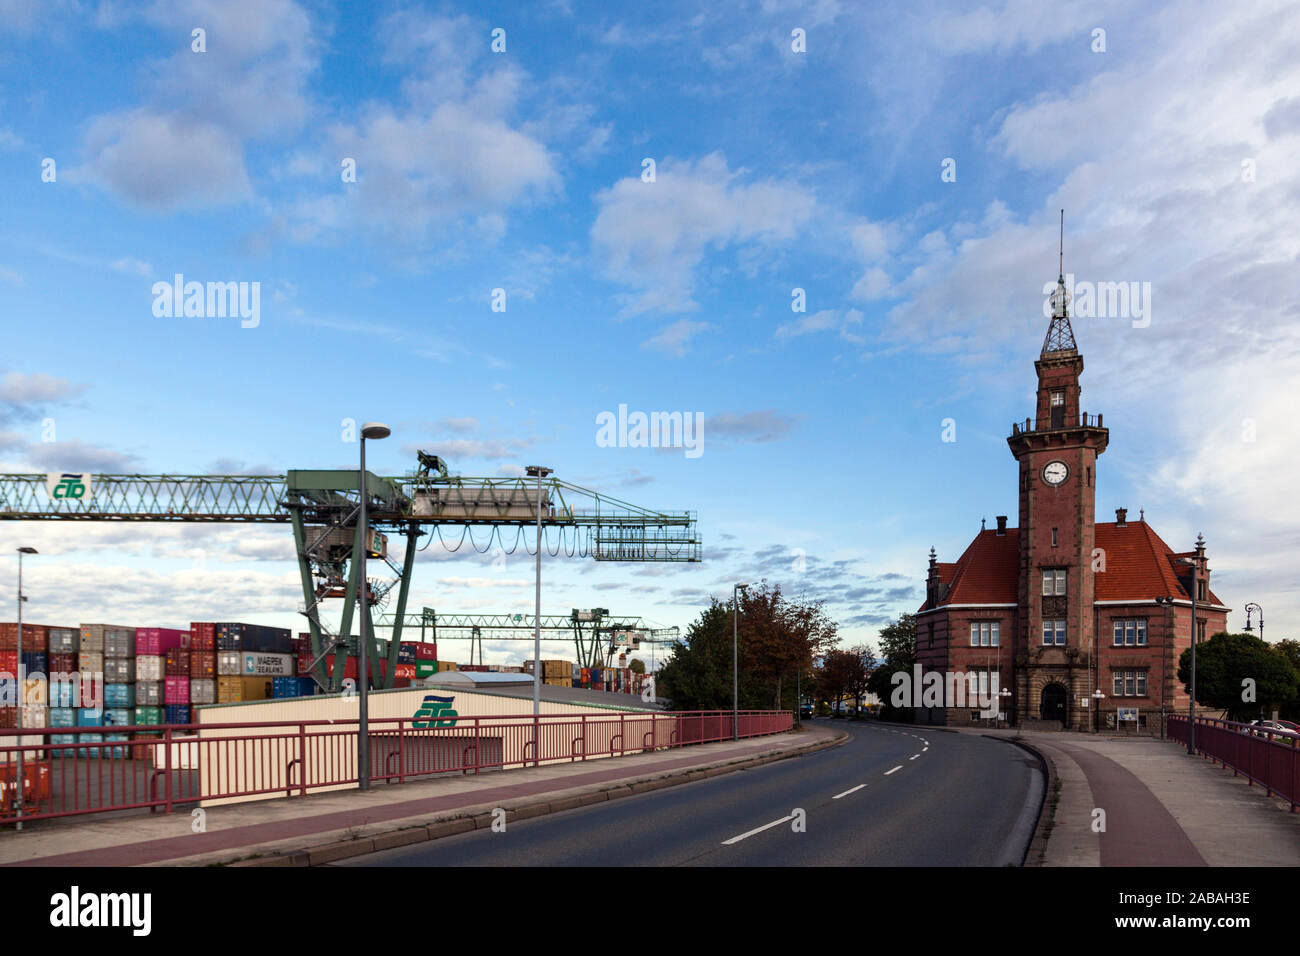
338;721;1043;866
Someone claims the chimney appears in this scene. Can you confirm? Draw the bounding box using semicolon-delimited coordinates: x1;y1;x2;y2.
1116;507;1127;527
995;515;1007;535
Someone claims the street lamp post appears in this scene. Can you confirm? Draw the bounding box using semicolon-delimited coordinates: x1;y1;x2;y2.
732;583;748;740
14;547;37;830
1092;689;1105;735
357;423;390;792
525;466;552;723
1155;596;1175;740
1244;603;1264;643
1178;537;1204;756
999;687;1011;729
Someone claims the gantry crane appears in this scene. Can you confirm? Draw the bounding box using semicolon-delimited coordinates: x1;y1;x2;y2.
0;453;699;692
374;606;679;669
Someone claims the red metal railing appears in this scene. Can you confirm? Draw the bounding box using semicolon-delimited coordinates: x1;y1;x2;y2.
0;709;792;825
1167;715;1300;811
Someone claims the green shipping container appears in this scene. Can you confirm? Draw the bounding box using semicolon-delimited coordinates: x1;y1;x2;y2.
415;661;436;678
136;706;163;725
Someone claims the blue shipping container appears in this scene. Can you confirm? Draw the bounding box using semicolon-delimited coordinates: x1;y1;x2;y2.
164;705;190;725
48;707;76;728
77;709;103;727
104;708;133;727
21;651;48;673
49;680;76;707
104;684;132;708
50;733;77;756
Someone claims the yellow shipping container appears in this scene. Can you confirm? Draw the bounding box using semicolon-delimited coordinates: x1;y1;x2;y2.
217;676;272;702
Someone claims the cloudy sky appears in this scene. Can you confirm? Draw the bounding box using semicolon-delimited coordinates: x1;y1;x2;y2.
1;0;1297;663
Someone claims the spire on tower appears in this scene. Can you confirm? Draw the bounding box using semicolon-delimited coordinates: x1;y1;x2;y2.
1042;209;1078;356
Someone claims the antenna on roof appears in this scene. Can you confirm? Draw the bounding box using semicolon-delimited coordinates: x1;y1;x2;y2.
1058;208;1064;279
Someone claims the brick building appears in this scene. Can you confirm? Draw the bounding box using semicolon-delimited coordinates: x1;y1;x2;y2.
914;269;1228;733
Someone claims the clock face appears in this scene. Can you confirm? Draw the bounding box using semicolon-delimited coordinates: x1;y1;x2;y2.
1042;460;1069;485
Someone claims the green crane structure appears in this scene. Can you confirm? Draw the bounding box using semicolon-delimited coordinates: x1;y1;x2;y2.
374;606;678;669
0;455;699;692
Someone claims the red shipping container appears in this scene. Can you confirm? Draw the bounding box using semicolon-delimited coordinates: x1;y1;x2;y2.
164;677;189;704
0;650;17;674
136;627;189;656
0;623;48;650
165;647;190;676
394;663;416;679
189;651;216;680
0;707;15;728
48;653;76;672
189;623;216;651
415;642;437;661
325;656;358;681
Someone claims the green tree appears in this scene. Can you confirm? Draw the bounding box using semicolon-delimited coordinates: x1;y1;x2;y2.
1177;632;1300;721
867;613;916;719
628;658;646;675
657;582;837;711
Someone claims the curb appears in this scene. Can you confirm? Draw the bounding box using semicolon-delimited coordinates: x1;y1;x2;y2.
991;735;1056;867
225;729;849;867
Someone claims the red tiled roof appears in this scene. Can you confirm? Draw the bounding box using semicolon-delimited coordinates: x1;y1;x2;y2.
917;520;1225;611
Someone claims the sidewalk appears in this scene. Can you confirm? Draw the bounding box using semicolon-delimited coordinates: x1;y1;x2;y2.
0;726;845;867
963;727;1300;866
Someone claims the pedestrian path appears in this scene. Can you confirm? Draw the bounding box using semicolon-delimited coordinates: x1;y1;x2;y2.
963;727;1300;866
0;726;843;867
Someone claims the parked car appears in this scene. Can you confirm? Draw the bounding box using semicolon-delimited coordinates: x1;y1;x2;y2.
1247;720;1300;742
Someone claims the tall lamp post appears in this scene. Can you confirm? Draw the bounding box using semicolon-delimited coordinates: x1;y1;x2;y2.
1243;603;1264;643
525;466;552;723
1155;595;1176;740
14;547;37;830
357;422;390;791
732;583;748;740
1091;689;1105;735
1178;536;1204;756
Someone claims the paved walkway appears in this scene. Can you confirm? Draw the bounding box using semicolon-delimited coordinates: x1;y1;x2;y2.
956;727;1300;866
0;726;843;867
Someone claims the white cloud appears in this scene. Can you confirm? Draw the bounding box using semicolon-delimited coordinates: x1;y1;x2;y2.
640;319;712;356
591;152;816;315
77;110;252;210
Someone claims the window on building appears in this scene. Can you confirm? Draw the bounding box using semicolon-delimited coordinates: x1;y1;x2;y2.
1042;620;1066;645
970;621;999;647
1050;390;1065;427
1112;619;1147;647
1197;619;1207;642
1198;579;1207;601
1042;569;1067;596
1052;527;1058;547
1112;670;1149;697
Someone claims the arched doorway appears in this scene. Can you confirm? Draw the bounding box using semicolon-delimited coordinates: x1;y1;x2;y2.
1040;683;1067;724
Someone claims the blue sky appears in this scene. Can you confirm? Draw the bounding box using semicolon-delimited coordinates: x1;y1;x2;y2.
2;0;1298;662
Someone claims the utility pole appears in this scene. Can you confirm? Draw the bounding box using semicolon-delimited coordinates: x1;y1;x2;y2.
357;423;389;791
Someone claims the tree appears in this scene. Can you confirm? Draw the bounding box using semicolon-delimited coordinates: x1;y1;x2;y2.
817;647;873;714
867;613;916;719
1177;632;1300;721
628;658;646;675
656;582;838;711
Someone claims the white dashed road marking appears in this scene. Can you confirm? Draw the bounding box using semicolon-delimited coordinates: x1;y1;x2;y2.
884;765;902;776
833;784;866;799
722;814;796;846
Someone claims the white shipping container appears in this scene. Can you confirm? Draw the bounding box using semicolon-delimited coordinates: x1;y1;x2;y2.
22;677;47;706
216;651;241;676
238;652;295;677
190;679;216;704
78;651;105;674
136;655;165;681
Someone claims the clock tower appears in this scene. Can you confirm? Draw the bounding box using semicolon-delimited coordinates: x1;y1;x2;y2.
1007;266;1110;730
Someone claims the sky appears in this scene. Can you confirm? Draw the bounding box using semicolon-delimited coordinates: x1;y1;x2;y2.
1;0;1297;666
